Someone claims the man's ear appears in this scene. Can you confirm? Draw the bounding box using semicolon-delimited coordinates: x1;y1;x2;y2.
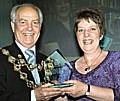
11;21;15;32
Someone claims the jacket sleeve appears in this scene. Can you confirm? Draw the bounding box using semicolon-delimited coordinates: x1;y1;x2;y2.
0;52;31;101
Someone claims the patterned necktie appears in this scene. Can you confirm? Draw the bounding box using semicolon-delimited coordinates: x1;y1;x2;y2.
25;49;35;64
25;49;40;85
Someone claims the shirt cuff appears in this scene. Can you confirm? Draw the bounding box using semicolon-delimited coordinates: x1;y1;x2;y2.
31;90;36;101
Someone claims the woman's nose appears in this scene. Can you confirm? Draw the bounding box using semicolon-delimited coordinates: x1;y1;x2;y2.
84;29;90;37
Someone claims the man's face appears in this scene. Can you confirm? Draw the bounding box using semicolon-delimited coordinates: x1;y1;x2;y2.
11;6;41;48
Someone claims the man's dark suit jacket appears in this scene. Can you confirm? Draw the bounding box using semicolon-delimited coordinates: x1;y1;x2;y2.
0;42;47;101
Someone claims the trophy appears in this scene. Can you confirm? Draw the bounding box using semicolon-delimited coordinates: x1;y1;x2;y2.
42;49;73;88
42;57;56;83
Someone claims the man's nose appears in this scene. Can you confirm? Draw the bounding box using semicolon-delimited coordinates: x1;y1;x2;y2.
27;22;33;31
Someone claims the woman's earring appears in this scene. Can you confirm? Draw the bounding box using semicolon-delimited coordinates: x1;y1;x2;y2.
100;35;103;40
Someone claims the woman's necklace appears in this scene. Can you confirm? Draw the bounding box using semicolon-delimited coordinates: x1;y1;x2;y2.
84;49;102;72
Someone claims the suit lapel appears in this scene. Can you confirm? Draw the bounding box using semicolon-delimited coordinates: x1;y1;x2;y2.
7;43;46;84
6;43;35;83
36;50;46;82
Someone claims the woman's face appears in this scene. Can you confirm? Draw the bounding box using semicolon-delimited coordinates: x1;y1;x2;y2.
76;19;101;53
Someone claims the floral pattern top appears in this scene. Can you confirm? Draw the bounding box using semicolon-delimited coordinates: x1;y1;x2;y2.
68;51;120;101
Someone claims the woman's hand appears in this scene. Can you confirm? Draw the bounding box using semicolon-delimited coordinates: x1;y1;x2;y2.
60;80;88;98
60;80;114;101
34;83;62;101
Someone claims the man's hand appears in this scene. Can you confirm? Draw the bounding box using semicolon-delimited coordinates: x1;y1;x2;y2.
34;83;62;101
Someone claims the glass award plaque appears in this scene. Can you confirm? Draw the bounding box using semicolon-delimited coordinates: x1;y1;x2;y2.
42;49;73;87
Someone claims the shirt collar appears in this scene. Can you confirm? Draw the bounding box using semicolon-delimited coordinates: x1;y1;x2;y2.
15;40;36;55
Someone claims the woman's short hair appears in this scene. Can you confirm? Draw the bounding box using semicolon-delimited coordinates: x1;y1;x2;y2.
74;8;105;35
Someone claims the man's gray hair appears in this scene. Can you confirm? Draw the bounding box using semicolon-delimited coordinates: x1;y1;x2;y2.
10;3;43;26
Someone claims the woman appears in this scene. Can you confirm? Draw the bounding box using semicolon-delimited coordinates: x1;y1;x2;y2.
60;8;120;101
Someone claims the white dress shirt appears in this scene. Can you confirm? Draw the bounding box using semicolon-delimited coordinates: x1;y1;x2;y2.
15;41;38;101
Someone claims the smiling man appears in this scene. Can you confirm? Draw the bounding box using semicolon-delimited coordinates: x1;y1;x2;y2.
0;4;62;101
11;5;41;48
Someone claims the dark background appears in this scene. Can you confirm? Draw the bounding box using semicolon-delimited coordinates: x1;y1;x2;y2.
1;0;120;60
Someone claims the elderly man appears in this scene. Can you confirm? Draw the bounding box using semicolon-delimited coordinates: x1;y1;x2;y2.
0;4;61;101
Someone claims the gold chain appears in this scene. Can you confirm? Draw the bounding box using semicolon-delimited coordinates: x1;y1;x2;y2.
0;48;43;89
